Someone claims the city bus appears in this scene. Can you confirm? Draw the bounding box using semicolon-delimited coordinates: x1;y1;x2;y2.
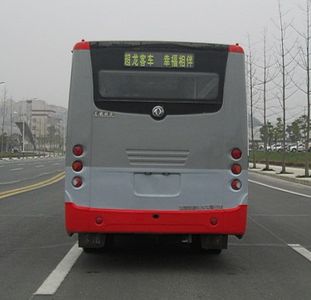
65;40;248;253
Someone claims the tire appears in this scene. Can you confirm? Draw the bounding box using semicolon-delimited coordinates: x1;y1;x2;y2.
206;249;222;255
105;234;114;250
83;236;114;254
79;234;114;253
83;247;99;253
191;235;202;251
191;235;221;254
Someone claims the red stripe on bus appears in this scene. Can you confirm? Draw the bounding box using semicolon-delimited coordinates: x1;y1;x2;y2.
65;202;247;235
228;44;244;54
73;41;90;50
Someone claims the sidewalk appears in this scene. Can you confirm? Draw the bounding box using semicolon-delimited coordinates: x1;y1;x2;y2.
249;163;311;186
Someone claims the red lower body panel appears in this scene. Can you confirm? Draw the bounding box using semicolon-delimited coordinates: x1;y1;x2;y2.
65;202;247;235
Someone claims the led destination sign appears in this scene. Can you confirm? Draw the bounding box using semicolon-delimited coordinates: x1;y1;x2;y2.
124;52;195;69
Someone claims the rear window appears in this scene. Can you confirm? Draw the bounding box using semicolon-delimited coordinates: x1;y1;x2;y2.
90;42;228;115
98;70;219;102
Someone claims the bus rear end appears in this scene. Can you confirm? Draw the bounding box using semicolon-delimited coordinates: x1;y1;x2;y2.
65;41;248;252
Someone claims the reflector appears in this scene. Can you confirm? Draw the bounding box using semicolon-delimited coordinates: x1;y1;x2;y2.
231;179;242;190
210;217;218;225
72;176;83;188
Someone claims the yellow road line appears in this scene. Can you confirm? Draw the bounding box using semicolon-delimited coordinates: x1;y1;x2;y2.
0;171;65;200
0;172;65;196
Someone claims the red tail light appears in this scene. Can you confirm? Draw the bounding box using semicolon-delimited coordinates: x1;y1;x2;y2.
72;160;83;172
231;164;242;175
231;148;242;160
231;179;242;190
73;144;83;156
210;217;218;226
72;176;83;188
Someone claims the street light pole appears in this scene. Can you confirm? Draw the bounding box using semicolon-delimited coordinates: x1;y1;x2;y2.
22;117;25;152
9;98;12;152
1;82;7;154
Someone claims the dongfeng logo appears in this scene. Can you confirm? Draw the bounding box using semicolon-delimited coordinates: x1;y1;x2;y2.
152;106;165;118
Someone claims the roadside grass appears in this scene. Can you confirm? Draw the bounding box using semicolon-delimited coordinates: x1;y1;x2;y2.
0;152;46;158
249;151;311;167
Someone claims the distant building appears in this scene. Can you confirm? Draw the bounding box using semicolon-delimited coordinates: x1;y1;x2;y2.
0;98;67;152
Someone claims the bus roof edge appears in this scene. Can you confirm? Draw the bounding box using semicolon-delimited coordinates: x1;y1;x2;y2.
228;44;244;54
73;40;90;51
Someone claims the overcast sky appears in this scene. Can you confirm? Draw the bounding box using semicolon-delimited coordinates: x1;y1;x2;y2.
0;0;306;121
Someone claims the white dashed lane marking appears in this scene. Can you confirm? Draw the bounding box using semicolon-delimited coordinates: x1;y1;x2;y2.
288;244;311;262
34;242;82;295
10;168;24;171
249;179;311;199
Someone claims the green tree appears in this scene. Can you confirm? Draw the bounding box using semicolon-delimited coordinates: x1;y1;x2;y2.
297;115;310;142
273;117;283;143
47;125;56;152
260;121;274;146
289;119;302;143
0;133;8;152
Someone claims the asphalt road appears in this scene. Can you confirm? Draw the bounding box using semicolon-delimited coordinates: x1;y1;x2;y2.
0;157;64;192
0;168;311;300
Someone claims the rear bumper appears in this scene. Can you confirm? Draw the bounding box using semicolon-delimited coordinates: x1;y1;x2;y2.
65;202;247;235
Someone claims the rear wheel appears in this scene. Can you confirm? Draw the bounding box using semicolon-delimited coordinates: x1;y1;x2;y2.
191;235;202;251
192;234;226;254
200;234;228;253
83;247;99;253
206;249;222;255
79;233;114;253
